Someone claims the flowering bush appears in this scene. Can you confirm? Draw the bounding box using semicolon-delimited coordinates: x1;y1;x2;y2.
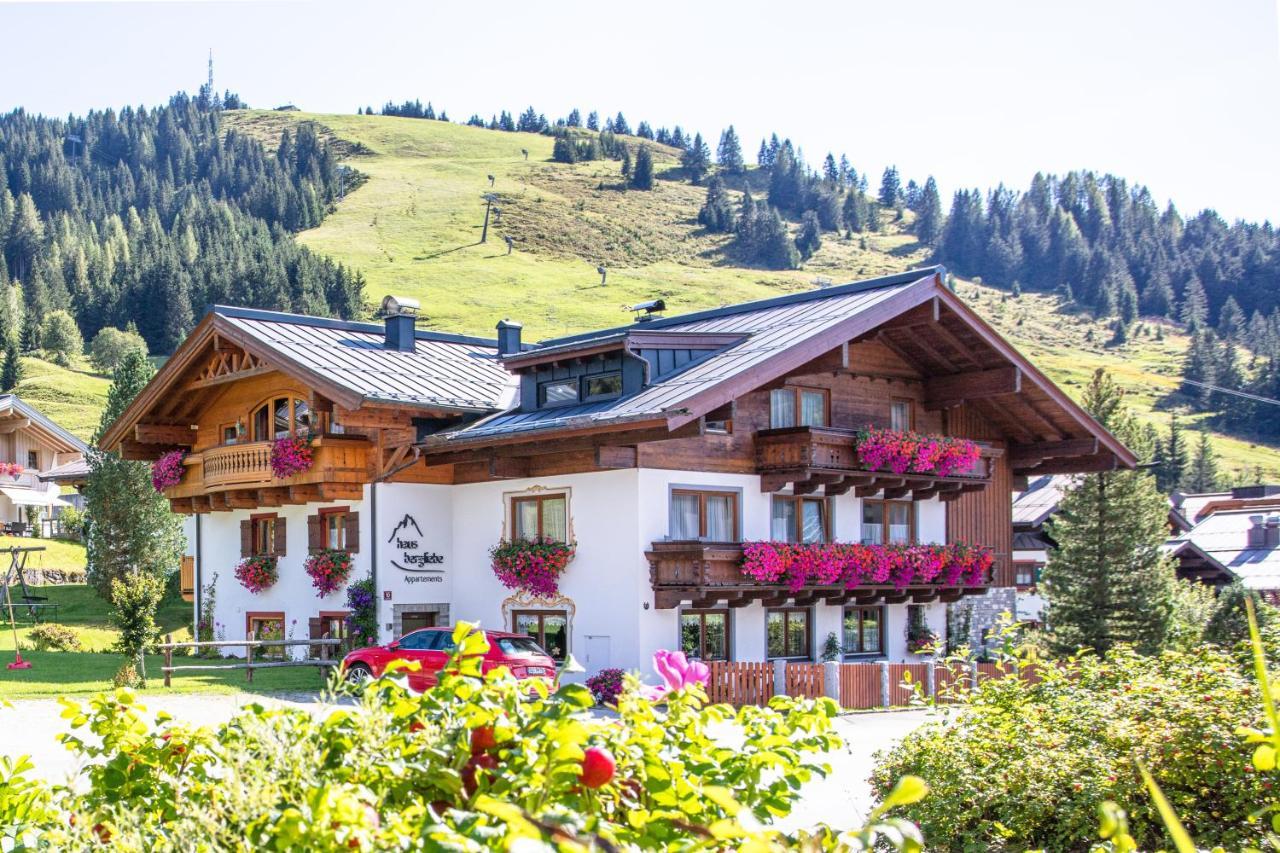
304;548;354;597
269;436;313;479
234;555;278;594
489;537;576;597
6;625;891;850
345;576;376;645
585;667;626;706
149;450;186;491
855;427;981;477
905;624;939;654
0;461;22;478
740;540;993;591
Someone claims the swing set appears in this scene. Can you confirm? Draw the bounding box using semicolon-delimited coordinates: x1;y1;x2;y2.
1;545;48;670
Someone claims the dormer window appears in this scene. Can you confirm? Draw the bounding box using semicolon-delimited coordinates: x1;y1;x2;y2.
539;379;578;408
583;373;622;402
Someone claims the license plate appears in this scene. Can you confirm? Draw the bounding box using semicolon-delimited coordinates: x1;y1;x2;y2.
526;666;547;676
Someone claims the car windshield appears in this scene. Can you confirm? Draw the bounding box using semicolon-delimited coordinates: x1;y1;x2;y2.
497;637;549;657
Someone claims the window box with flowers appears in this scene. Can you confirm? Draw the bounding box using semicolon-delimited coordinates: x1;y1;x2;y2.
739;541;994;591
489;538;577;598
854;427;982;478
0;461;21;480
303;548;354;598
270;436;314;479
235;555;279;594
150;450;186;492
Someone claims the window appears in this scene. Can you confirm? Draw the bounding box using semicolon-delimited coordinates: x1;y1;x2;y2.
890;399;914;432
321;507;349;551
843;606;883;656
583;373;622;401
769;386;829;429
538;379;578;407
397;629;436;650
246;612;285;659
766;608;811;660
252;397;310;441
252;515;279;556
670;489;738;541
705;418;733;435
512;494;568;542
25;450;37;470
771;495;830;543
681;610;730;661
861;500;914;545
514;610;568;662
221;423;238;445
1014;563;1039;587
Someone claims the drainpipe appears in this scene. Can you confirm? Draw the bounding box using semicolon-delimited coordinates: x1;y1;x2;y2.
370;481;379;643
193;514;203;636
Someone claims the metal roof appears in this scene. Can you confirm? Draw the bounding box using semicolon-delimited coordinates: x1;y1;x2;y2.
1012;475;1072;527
444;272;927;441
214;307;516;412
1166;509;1280;590
0;395;89;454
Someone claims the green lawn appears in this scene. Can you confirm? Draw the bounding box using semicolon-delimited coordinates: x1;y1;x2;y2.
0;583;328;698
0;535;88;580
12;355;110;442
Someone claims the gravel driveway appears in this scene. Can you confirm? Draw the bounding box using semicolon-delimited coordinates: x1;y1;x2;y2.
0;693;931;830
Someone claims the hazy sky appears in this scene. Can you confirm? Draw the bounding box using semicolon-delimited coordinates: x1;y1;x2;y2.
2;0;1278;223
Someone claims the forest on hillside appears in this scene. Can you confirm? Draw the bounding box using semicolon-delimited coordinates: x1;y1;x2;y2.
0;87;364;360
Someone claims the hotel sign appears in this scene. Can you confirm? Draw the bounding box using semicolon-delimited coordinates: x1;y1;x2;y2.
387;514;445;584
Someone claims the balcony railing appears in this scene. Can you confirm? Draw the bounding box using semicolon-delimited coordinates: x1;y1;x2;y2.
755;427;995;498
163;437;371;501
646;539;990;609
202;442;274;490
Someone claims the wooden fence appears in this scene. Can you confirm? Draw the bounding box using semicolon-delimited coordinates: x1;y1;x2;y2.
699;657;1041;710
159;633;342;687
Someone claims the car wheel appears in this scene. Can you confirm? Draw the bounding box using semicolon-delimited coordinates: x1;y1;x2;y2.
344;663;373;685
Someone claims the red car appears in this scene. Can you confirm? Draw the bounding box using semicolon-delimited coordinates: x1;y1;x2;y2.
341;627;557;692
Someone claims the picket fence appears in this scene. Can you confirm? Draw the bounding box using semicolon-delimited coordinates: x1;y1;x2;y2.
700;659;1037;710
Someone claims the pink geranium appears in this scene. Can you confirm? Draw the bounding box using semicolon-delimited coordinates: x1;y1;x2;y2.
740;541;993;590
270;437;313;479
151;450;186;491
489;538;576;597
642;650;710;701
854;427;981;478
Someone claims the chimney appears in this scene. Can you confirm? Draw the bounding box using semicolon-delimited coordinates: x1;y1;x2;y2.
1248;515;1267;548
379;295;420;353
496;319;522;357
1267;514;1280;549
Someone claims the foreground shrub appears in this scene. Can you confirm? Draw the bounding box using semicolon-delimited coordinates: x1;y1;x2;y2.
1;624;925;850
871;644;1274;850
26;623;81;652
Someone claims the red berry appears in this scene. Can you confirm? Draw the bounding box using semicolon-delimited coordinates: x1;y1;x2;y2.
462;753;499;795
580;746;616;789
92;823;111;844
409;720;425;733
470;725;497;754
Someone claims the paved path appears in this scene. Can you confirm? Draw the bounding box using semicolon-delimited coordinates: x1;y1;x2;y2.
0;694;931;829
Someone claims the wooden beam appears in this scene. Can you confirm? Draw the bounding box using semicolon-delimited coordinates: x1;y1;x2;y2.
169;498;194;515
257;488;286;507
224;493;258;509
489;456;532;479
422;419;703;467
190;495;211;514
288;485;322;504
923;366;1021;410
134;423;196;445
1019;454;1118;476
0;418;31;435
794;474;841;495
184;364;275;391
319;483;364;501
595;446;638;469
207;493;228;511
1009;438;1099;468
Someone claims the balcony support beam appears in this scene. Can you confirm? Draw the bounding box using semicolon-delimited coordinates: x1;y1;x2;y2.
923;366;1021;410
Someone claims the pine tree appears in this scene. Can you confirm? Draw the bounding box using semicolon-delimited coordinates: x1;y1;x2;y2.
613;112;631;136
566;108;581;127
552;135;578;164
1187;430;1220;492
822;153;839;184
586;111;599;131
753;206;799;270
878;166;901;207
913;176;944;246
85;350;186;599
1041;369;1177;655
697;176;736;233
630;146;654;191
842;192;864;234
795;211;822;260
757;139;769;167
717;126;744;175
1180;274;1209;331
0;341;20;391
681;133;711;184
1218;295;1245;340
1156;414;1188;493
620;146;632;179
636;121;653;140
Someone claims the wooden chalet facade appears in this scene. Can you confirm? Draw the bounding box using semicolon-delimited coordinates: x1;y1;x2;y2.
101;267;1133;671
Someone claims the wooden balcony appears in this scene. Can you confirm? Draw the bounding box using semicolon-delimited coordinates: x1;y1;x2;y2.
755;427;995;498
646;540;989;610
165;437;370;513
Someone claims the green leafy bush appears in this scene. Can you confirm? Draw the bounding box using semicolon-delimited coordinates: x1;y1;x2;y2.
871;645;1274;850
26;623;81;652
1;624;929;850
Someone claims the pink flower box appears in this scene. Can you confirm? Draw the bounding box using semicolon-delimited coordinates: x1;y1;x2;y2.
150;450;186;492
854;427;982;478
740;540;993;591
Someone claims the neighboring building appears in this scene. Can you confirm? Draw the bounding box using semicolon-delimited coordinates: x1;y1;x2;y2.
1166;486;1280;593
99;266;1133;674
0;394;87;529
1008;474;1072;625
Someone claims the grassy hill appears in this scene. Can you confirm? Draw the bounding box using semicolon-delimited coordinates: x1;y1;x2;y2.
13;355;110;442
218;111;1277;480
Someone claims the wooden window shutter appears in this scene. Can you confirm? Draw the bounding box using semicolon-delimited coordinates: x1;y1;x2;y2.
240;520;252;558
344;512;360;553
273;517;287;556
307;514;323;553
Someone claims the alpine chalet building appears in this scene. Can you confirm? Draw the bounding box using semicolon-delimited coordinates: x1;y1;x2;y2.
100;267;1133;672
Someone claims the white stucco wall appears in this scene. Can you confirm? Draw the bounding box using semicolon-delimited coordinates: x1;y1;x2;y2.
198;471;955;671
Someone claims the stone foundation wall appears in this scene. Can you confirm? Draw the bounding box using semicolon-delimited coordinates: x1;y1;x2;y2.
947;587;1018;657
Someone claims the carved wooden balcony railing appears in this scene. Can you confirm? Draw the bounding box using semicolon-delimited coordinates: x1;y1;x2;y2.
646;540;989;610
755;427;995;498
164;437;371;513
